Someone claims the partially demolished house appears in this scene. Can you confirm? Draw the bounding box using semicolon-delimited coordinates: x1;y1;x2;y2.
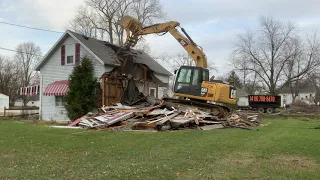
35;30;172;121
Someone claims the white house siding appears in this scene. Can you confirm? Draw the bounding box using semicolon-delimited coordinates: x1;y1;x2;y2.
162;88;175;98
158;86;164;99
237;97;249;107
0;94;9;113
154;73;170;99
40;35;108;121
136;81;160;98
280;92;316;106
14;100;39;107
154;73;169;84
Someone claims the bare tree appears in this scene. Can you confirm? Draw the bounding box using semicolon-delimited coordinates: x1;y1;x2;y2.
282;33;320;102
15;42;42;106
134;40;151;54
68;7;97;38
155;53;216;72
232;17;320;95
68;0;165;46
0;56;21;105
30;72;40;86
308;73;320;103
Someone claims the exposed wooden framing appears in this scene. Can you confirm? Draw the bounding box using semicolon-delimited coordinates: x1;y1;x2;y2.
100;72;127;106
143;66;147;95
102;76;105;106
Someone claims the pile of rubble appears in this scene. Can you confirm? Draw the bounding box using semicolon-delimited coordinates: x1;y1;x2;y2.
65;101;263;131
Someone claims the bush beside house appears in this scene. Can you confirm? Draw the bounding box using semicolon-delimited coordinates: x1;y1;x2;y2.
65;57;97;121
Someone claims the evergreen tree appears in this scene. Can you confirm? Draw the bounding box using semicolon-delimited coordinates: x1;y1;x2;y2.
228;71;242;89
65;57;97;121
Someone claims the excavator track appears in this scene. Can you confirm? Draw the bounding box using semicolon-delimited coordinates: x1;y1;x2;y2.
162;98;231;119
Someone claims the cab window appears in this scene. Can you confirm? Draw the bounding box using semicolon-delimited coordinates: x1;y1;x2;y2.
177;68;192;83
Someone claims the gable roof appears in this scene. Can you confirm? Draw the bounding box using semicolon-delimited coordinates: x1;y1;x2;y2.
35;30;172;76
69;31;120;66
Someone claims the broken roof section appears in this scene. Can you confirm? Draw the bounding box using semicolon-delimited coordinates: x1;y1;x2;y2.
35;30;172;76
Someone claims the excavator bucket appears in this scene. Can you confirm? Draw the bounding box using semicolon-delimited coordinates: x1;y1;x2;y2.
118;16;142;33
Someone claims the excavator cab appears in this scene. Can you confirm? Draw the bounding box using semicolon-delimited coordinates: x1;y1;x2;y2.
174;66;209;97
173;66;237;111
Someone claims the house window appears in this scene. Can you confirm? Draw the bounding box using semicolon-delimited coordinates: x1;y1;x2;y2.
177;68;192;83
67;56;73;64
66;44;74;64
306;95;308;99
149;88;156;97
55;96;65;107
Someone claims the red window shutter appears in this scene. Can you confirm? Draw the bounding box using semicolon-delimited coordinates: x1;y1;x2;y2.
75;43;80;64
61;45;65;65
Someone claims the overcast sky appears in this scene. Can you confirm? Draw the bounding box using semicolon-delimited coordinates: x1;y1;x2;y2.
1;0;320;76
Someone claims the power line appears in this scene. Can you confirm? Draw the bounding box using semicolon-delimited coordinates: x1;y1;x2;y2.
0;43;80;57
0;21;64;33
0;47;43;57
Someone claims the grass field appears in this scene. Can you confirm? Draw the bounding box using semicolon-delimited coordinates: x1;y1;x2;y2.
1;119;320;179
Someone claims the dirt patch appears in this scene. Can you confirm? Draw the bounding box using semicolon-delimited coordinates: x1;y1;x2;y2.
220;153;318;171
273;154;319;170
263;113;320;120
222;153;257;166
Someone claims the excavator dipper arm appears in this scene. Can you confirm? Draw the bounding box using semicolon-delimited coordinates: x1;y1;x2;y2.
119;16;208;68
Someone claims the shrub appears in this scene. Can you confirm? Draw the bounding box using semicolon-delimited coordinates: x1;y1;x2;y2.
64;57;97;121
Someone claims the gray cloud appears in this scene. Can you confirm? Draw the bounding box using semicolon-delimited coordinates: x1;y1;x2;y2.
163;0;320;25
1;0;320;77
0;0;84;30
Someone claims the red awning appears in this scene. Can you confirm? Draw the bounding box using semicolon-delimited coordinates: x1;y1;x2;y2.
43;80;69;96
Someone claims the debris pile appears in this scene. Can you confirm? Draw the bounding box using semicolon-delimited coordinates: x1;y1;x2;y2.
66;101;263;131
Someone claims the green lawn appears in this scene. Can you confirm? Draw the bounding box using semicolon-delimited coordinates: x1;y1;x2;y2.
1;119;320;179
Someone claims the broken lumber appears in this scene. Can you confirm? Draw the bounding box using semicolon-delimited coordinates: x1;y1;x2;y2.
200;124;225;130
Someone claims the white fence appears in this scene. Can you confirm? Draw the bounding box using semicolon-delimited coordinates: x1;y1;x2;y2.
1;107;39;117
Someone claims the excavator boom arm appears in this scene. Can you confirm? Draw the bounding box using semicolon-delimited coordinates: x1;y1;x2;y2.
119;16;208;68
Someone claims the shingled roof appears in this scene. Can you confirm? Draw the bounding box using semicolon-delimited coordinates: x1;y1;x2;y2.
70;31;121;66
35;30;172;76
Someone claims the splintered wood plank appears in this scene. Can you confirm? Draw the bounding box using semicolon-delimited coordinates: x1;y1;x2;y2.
200;124;225;130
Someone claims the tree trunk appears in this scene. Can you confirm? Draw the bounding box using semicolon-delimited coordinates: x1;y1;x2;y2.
23;96;27;107
108;20;113;44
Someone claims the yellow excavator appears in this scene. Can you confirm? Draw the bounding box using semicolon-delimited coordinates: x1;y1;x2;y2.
118;16;237;118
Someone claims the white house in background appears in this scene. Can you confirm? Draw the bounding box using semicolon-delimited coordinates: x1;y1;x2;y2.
0;93;9;113
236;89;249;107
34;30;171;122
14;95;40;107
279;86;317;106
